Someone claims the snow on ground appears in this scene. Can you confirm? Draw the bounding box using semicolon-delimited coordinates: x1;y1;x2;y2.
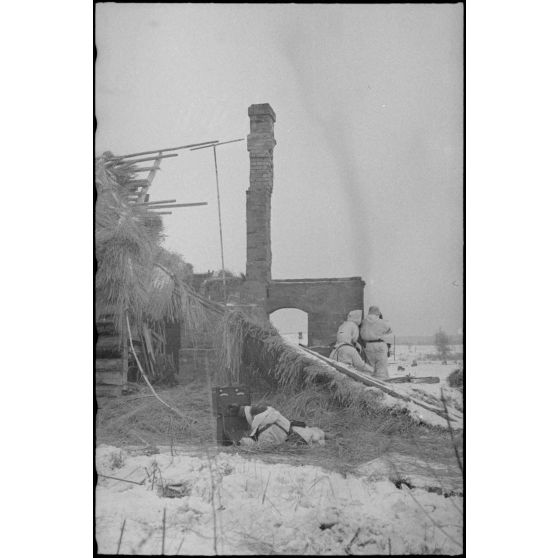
96;445;463;555
395;344;462;361
356;454;462;496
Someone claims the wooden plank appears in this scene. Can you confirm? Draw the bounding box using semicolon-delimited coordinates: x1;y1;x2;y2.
107;140;218;160
96;348;121;359
96;336;141;350
135;199;176;206
96;371;124;386
190;138;244;151
96;335;121;346
96;384;122;398
124;179;150;186
96;358;122;372
109;153;178;165
95;321;118;337
299;347;460;423
122;335;129;384
145;202;207;209
96;305;118;318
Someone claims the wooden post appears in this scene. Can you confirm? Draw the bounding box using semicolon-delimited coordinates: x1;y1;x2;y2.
212;145;227;303
121;326;129;386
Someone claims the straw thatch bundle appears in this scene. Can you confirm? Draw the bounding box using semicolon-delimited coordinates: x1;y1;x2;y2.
95;154;208;342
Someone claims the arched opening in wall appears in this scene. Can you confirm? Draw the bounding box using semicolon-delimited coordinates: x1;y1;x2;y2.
269;308;308;346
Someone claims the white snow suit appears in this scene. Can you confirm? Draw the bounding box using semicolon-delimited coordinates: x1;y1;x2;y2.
335;309;362;345
360;314;393;379
329;343;374;374
239;406;325;447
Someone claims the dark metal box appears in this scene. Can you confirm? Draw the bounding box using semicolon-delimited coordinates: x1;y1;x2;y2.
212;386;251;445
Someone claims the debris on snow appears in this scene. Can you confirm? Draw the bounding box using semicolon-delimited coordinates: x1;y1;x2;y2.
96;445;463;555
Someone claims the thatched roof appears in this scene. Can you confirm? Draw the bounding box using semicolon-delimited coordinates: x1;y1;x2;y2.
94;153;420;419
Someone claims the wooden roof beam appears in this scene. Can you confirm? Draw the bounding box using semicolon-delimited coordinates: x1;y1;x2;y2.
109;153;178;165
107;140;219;160
146;202;208;210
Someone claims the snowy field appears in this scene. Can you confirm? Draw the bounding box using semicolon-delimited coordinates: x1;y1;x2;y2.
393;344;463;365
96;446;463;555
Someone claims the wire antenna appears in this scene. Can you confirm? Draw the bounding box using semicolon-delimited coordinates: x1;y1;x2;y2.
191;138;245;302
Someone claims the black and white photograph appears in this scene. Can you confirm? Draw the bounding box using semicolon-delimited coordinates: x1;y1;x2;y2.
10;2;558;557
94;3;463;555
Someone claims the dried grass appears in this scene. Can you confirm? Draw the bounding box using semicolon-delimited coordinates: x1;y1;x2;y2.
96;382;215;447
97;380;462;479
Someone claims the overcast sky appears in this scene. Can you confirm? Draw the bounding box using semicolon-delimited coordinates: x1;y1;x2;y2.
96;3;463;337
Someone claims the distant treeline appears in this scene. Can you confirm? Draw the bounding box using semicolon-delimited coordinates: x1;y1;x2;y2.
396;335;463;346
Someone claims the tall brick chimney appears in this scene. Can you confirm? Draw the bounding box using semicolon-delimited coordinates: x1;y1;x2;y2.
241;103;276;321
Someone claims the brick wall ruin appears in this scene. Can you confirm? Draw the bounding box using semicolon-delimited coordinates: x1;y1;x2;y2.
267;277;365;347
